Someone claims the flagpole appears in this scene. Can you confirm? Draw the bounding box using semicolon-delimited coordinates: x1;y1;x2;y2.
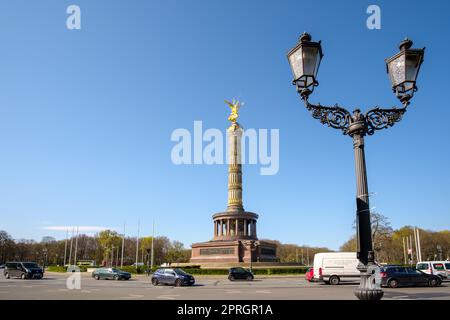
135;219;140;267
74;226;79;266
68;227;74;267
150;219;155;270
121;222;125;268
63;229;68;266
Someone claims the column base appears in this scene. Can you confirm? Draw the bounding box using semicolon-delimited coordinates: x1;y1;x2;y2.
354;288;384;300
354;263;384;300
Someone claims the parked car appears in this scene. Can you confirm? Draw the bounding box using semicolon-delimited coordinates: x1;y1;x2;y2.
92;268;131;280
228;267;254;281
305;268;314;282
131;262;145;267
0;264;5;269
3;262;43;279
151;268;195;286
66;265;80;273
313;252;360;285
416;261;450;280
381;265;441;288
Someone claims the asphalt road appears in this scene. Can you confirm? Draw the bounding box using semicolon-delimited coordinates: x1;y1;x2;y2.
0;272;449;300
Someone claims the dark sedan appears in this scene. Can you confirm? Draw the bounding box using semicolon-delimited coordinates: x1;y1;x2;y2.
92;268;131;280
151;268;195;286
228;267;254;281
381;266;441;288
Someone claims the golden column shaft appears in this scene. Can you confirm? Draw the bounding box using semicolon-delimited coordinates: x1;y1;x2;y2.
227;123;243;211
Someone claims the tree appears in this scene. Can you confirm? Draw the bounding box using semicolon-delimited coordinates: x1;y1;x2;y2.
166;241;190;263
0;231;14;263
342;212;395;263
97;230;121;266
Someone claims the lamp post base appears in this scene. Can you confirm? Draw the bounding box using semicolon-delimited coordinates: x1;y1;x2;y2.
354;288;384;300
354;264;384;300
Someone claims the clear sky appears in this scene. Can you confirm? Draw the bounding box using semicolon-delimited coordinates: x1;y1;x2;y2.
0;0;449;250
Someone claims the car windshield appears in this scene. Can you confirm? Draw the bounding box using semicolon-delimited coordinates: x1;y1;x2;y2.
174;268;188;275
22;263;39;268
111;268;120;272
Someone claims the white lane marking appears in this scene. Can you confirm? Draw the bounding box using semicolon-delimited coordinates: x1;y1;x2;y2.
225;290;241;294
255;290;271;294
119;294;145;299
156;295;179;300
392;295;408;299
81;290;91;293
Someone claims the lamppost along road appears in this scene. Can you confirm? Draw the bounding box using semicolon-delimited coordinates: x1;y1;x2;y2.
287;33;425;300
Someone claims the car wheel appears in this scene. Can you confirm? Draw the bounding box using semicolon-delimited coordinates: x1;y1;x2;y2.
175;279;182;287
228;275;235;281
329;276;340;285
94;275;100;280
4;272;10;279
388;279;398;288
151;278;158;286
114;275;119;281
21;273;27;280
246;275;253;281
428;278;438;287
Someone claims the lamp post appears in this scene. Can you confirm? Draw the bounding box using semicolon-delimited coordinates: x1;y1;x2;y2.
146;248;151;276
287;33;425;300
42;248;48;275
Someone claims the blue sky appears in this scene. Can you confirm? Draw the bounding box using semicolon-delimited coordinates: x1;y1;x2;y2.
0;0;449;250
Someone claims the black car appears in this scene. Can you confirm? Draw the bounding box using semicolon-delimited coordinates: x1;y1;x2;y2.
4;262;43;279
151;268;195;286
381;266;441;288
228;267;254;281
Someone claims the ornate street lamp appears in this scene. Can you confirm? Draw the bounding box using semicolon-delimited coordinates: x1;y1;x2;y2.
287;32;323;96
287;33;425;300
386;39;425;104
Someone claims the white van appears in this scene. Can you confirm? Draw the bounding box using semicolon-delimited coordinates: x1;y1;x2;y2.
313;252;360;285
416;261;450;279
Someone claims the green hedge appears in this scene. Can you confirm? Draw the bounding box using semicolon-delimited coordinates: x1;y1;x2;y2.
118;266;158;274
179;267;309;275
46;265;308;275
252;267;309;275
46;266;67;273
46;265;99;272
183;268;229;275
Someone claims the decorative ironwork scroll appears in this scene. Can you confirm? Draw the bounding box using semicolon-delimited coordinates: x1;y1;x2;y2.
304;99;351;134
303;97;408;137
365;107;407;135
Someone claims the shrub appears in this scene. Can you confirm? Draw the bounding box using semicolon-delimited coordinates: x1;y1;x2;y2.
179;267;308;275
46;266;67;272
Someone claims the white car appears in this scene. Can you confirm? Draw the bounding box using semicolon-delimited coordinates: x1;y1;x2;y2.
131;262;145;267
416;261;450;279
313;252;360;285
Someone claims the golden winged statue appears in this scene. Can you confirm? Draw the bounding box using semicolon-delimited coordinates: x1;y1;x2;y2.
225;99;242;123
